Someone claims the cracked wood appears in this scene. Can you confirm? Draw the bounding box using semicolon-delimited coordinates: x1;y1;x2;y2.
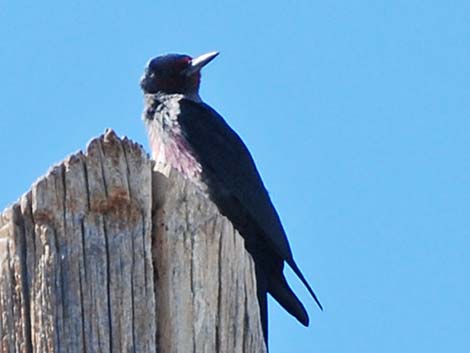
0;129;266;353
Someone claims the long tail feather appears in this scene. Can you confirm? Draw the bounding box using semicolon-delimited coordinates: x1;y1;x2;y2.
287;259;323;311
269;272;309;326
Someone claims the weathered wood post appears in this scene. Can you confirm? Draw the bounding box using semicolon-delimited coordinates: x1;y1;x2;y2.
0;130;267;353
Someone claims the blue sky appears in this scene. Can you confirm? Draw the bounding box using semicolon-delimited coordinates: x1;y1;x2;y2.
1;1;469;352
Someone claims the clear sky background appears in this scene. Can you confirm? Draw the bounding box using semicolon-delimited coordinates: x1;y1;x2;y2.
1;1;469;352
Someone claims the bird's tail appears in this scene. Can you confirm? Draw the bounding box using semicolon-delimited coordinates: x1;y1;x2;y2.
268;273;309;326
287;259;323;311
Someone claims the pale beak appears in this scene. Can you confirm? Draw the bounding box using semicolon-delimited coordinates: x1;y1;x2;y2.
184;51;219;76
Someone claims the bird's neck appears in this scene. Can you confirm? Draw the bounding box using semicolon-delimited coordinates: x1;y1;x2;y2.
183;91;202;103
155;91;202;103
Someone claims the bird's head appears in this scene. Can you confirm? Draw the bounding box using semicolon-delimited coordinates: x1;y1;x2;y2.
140;51;219;99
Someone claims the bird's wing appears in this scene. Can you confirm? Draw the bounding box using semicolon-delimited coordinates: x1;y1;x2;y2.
177;98;294;260
176;98;322;309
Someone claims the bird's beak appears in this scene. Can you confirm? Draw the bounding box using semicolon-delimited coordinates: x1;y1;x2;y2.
184;51;219;76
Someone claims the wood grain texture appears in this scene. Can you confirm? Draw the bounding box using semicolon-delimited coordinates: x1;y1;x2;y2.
153;169;267;353
0;130;266;353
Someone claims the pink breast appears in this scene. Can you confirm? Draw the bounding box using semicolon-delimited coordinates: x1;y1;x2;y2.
149;127;202;179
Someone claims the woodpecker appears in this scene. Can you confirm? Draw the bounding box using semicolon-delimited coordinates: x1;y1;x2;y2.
140;51;322;341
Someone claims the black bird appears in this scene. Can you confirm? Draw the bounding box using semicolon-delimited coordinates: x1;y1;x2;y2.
140;51;322;340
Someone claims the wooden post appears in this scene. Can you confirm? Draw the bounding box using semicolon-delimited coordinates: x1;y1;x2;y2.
0;129;267;353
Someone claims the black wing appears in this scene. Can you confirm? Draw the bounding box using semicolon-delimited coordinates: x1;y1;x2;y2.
177;98;322;309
